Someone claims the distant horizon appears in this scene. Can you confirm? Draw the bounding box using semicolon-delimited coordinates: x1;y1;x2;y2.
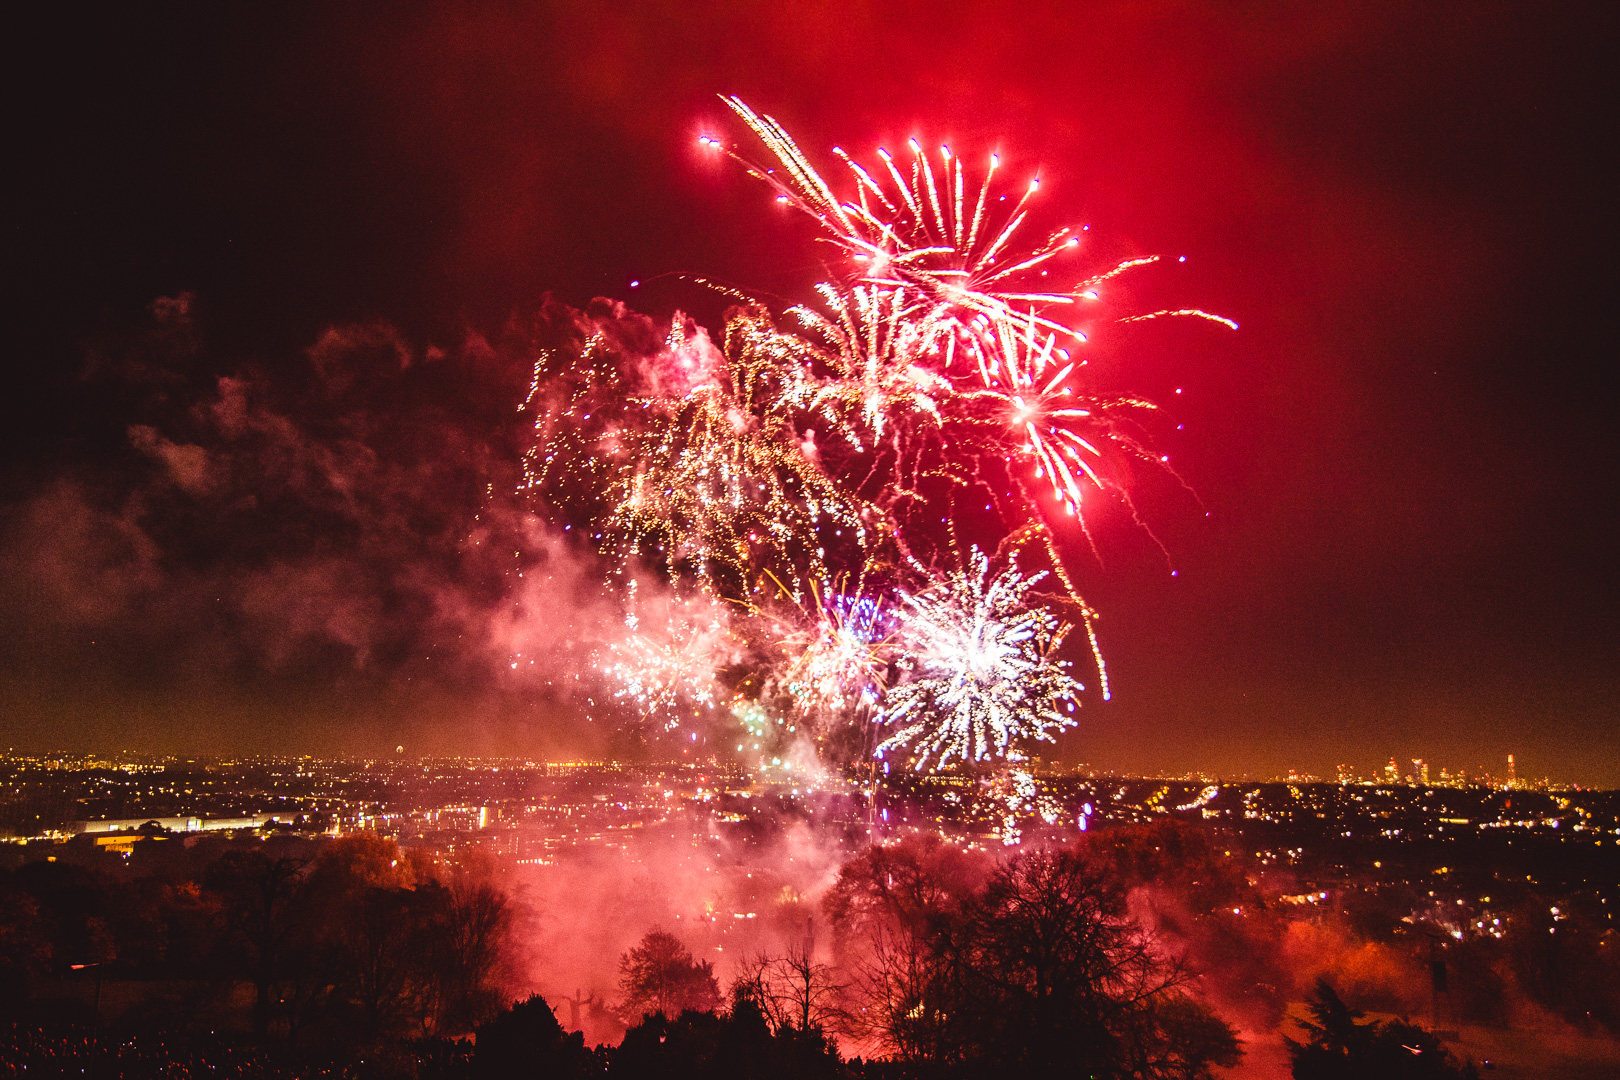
6;746;1606;793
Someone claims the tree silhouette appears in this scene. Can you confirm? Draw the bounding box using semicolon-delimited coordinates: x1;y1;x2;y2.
619;929;721;1019
734;939;849;1035
609;996;842;1080
823;834;989;1063
952;847;1240;1078
827;841;1242;1078
330;885;421;1042
0;883;51;1017
1286;978;1478;1079
560;986;602;1030
421;875;513;1034
474;993;594;1079
206;850;311;1037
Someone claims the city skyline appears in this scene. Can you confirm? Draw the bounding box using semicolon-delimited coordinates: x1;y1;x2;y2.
0;746;1597;795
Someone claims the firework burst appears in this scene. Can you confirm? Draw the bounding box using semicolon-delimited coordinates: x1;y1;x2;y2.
876;549;1082;771
778;581;895;716
942;309;1171;537
514;100;1227;776
715;98;1084;342
599;582;736;731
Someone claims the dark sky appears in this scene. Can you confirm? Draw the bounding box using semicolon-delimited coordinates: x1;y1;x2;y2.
4;2;1614;784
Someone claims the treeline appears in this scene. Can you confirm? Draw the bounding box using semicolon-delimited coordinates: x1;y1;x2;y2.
517;842;1245;1078
817;841;1243;1077
463;832;1481;1079
0;832;513;1057
1;821;1576;1078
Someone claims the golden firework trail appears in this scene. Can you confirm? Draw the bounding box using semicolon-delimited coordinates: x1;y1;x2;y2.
713;97;1085;343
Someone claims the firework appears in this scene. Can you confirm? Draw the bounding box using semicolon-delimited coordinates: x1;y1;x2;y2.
787;282;954;446
949;308;1165;521
779;582;894;715
599;582;735;730
987;768;1065;846
525;308;879;599
515;100;1226;776
875;549;1081;771
717;98;1084;342
706;100;1222;576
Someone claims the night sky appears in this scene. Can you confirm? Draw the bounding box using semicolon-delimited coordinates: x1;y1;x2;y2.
4;3;1614;784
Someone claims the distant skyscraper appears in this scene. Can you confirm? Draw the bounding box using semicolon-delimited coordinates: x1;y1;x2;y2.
1337;763;1354;785
1384;758;1400;784
1507;754;1517;789
1414;759;1429;785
